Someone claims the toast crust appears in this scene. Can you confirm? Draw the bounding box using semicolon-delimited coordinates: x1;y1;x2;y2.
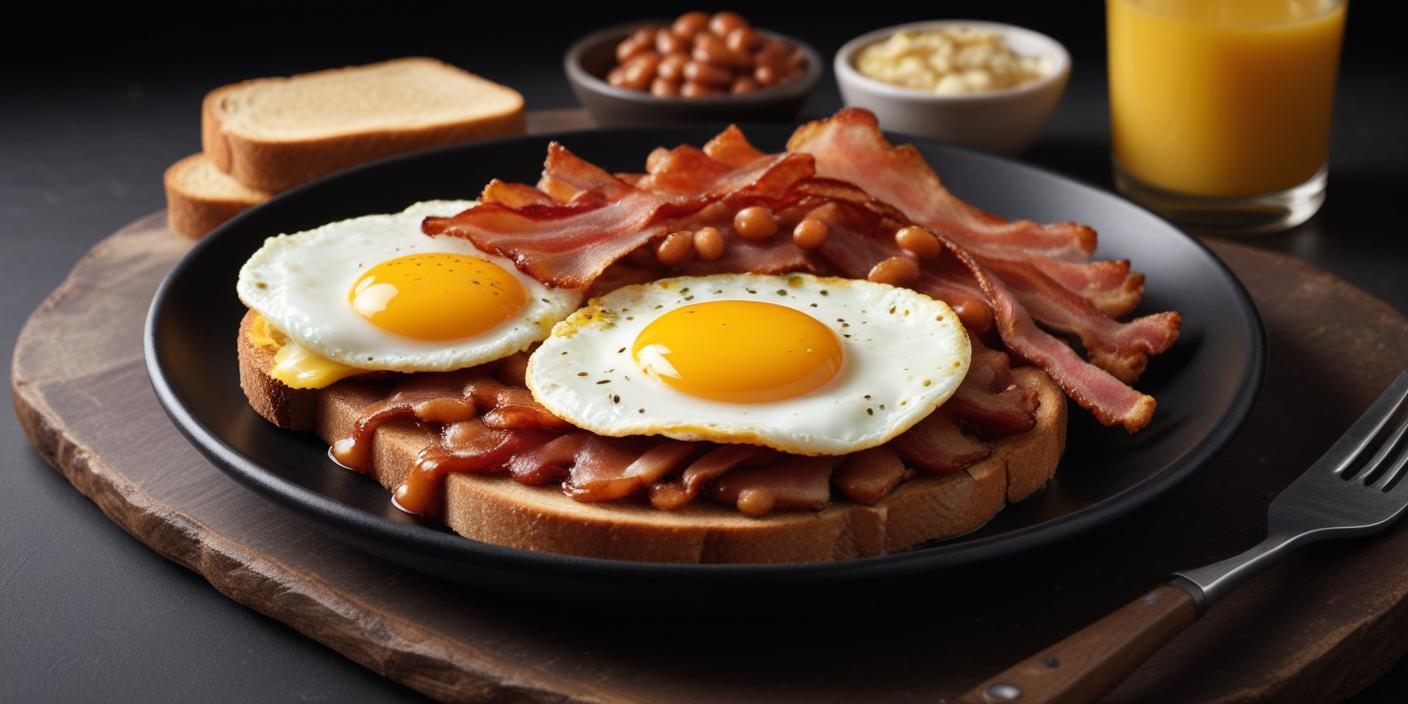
202;58;526;192
237;310;1066;563
164;154;270;239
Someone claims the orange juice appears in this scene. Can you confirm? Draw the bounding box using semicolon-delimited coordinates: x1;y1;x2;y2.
1108;0;1346;198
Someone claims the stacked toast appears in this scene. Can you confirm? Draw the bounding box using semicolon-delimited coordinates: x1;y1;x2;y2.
163;57;525;238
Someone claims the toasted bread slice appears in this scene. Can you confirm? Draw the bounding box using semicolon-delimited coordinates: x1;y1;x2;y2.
237;311;1066;563
203;57;526;192
164;154;272;238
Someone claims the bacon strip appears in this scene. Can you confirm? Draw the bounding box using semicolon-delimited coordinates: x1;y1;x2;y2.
566;437;697;502
403;422;554;517
891;408;992;473
788;108;1097;261
789;111;1174;430
480;179;557;208
834;447;908;505
425;144;815;288
507;432;590;485
980;257;1180;383
703;124;766;167
711;455;839;516
950;339;1039;439
952;243;1157;431
650;445;762;510
677;227;813;277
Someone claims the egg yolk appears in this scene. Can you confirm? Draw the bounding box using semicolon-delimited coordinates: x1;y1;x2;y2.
632;300;844;403
348;253;527;341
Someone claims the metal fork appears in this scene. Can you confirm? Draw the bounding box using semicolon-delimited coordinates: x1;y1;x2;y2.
959;371;1408;704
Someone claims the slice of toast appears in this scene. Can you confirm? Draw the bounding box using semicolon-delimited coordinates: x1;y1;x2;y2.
203;57;526;193
237;311;1066;563
164;154;271;239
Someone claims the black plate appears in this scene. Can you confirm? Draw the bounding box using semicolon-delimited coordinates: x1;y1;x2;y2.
145;125;1264;602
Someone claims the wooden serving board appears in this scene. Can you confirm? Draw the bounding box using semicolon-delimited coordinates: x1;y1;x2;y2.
13;128;1408;702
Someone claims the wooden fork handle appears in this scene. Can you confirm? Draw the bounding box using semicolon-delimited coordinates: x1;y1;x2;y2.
957;585;1199;704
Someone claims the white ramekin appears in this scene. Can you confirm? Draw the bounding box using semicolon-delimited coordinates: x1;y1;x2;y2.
835;20;1071;155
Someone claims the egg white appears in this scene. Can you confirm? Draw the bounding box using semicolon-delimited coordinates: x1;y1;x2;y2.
526;273;971;456
236;200;582;372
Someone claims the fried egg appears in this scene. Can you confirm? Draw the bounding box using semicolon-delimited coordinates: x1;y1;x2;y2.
237;200;582;373
525;273;971;455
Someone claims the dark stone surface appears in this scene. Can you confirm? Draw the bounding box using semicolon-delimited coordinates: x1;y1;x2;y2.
3;2;1405;701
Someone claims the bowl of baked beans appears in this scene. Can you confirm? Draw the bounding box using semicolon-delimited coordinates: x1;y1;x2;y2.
565;11;822;125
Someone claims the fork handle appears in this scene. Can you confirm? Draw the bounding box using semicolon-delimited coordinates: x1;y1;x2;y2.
956;584;1198;704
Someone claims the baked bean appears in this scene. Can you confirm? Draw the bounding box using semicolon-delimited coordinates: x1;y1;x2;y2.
655;28;687;56
680;81;720;98
645;147;669;172
784;47;806;69
754;64;780;87
651;76;681;98
949;294;993;335
656;231;696;266
606;65;629;88
684;60;732;88
735;487;775;517
607;13;802;99
709;11;748;38
867;255;920;286
756;39;791;66
671;11;709;39
693;226;726;261
616;35;651;63
894;225;942;259
792;218;828;249
726;26;762;53
658;53;688;81
619;52;660;91
723;47;754;71
731;76;759;95
734;206;778;240
692;31;730;66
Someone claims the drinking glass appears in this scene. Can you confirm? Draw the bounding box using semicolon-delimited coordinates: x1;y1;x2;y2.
1107;0;1347;234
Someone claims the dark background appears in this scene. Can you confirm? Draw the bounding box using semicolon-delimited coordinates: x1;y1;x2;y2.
3;1;1405;701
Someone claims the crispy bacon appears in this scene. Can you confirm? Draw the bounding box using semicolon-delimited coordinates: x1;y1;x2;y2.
834;447;908;505
650;445;764;510
980;257;1180;383
711;455;839;516
952;243;1157;431
891;408;992;473
703;124;766;167
480;179;556;208
787;110;1176;430
636;145;736;196
402;422;555;516
676;227;813;277
425;144;815;288
788;108;1097;261
507;432;590;485
566;437;697;502
950;339;1039;439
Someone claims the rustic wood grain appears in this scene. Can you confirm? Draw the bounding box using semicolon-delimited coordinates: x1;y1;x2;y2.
12;163;1408;701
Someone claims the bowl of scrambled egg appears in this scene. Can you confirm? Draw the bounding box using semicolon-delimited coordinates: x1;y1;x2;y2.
835;20;1070;155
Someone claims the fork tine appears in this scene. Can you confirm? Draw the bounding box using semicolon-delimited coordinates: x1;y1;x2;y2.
1373;448;1408;491
1364;413;1408;485
1316;371;1408;476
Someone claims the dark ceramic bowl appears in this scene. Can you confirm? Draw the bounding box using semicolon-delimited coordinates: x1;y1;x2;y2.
564;22;822;125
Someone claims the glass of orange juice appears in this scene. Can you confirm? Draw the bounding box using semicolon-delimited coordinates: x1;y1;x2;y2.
1107;0;1347;234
